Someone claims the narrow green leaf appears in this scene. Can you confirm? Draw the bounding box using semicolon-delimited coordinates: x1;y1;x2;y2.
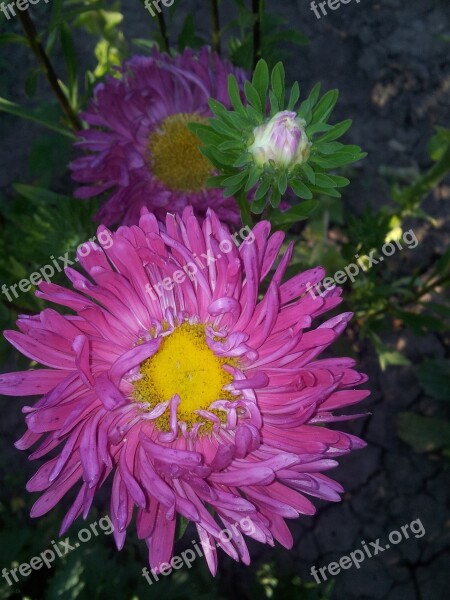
60;22;78;100
244;81;263;112
252;59;269;107
287;81;300;111
290;179;313;199
317;119;352;143
271;62;285;108
228;74;246;115
301;163;316;185
312;89;339;124
270;186;282;208
277;171;288;195
245;165;262;191
271;201;319;226
0;97;75;139
253;177;271;201
314;173;337;188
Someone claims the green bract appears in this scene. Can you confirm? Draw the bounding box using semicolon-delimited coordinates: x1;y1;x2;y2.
189;59;367;222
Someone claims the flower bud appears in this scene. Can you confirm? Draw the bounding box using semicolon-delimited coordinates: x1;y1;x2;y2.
248;111;311;169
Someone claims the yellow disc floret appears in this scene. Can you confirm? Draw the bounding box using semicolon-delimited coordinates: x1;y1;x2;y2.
134;323;235;432
148;113;213;192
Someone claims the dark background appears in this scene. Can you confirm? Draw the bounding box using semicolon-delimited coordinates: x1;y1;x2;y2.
1;1;449;599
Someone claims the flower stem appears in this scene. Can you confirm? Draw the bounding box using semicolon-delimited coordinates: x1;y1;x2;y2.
210;0;221;55
236;190;253;228
252;0;263;69
156;9;171;55
17;9;81;131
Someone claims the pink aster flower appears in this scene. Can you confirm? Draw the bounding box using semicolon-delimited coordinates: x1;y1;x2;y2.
0;208;369;575
70;47;246;227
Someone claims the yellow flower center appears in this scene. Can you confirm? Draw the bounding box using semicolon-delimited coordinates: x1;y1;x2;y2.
148;113;212;192
134;323;235;432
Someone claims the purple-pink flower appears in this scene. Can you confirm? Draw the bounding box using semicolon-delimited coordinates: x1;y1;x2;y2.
248;110;311;169
0;208;369;574
70;47;246;227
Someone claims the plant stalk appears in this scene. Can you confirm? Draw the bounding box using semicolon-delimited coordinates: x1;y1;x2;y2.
17;9;81;131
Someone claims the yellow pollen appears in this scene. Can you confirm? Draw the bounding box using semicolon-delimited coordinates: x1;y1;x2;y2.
134;323;236;432
148;113;213;192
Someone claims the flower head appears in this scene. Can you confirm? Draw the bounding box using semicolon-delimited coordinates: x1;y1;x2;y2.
70;48;247;227
249;110;311;168
0;208;369;574
193;60;367;216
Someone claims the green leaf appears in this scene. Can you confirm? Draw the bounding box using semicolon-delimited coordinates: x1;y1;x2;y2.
317;119;352;143
290;179;313;199
60;22;78;101
244;81;263;112
416;359;450;401
13;184;71;205
277;171;288;195
178;13;199;51
222;170;248;189
254;177;271;201
314;141;345;155
0;97;75;139
228;74;246;115
327;174;350;188
371;333;411;370
0;33;29;46
176;516;190;541
306;122;333;137
314;173;338;188
287;81;300;111
233;152;253;167
188;122;222;145
252;59;269;107
398;413;450;453
271;62;285;108
312;89;339;124
270;186;282;208
301;163;316;185
245;165;262;191
271;201;319;226
269;89;280;115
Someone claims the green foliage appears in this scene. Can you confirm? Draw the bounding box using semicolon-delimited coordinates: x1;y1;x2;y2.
191;59;365;225
227;0;308;70
397;359;450;460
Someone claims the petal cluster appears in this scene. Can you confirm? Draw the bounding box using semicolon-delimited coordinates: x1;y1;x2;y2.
70;48;247;227
0;208;369;574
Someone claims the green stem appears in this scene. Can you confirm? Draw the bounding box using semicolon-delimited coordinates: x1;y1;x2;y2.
17;9;81;131
365;273;450;323
401;141;450;209
236;190;253;228
252;0;263;69
210;0;221;55
156;9;171;55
